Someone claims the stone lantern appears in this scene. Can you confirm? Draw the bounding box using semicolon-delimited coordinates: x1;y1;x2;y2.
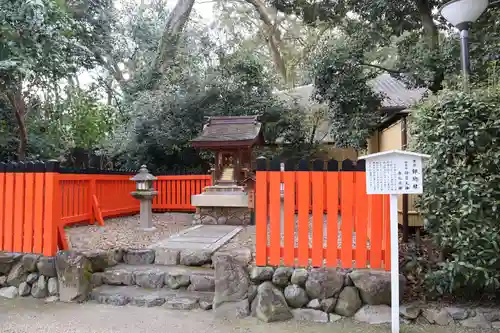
130;165;158;230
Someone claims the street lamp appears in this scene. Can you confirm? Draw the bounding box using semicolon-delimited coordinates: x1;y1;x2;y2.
439;0;489;91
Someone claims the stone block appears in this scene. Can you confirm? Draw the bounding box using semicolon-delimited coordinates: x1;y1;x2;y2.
165;271;190;289
123;249;155;265
154;248;180;265
213;254;250;307
272;267;293;287
56;251;92;302
290;269;308;286
81;250;118;272
354;305;392;324
7;262;27;287
18;282;31;296
21;254;40;273
164;297;199;310
0;286;18;299
102;269;135;286
48;277;59;296
130;295;166;307
334;286;362;317
215;299;250;319
252;281;292;323
0;253;22;274
180;249;211;266
250;267;274;283
284;284;309;308
37;256;57;277
187;275;215;292
26;272;38;285
134;270;165;289
349;270;405;305
305;268;344;300
31;275;48;298
291;309;329;323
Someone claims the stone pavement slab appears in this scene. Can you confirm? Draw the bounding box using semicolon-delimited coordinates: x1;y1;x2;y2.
0;298;475;333
150;225;242;253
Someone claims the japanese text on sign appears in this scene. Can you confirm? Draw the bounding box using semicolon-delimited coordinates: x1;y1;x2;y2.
365;155;423;195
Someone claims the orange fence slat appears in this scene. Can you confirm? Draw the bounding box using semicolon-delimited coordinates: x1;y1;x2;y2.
311;168;324;267
0;167;4;250
297;170;310;267
42;171;57;256
283;170;295;266
354;172;368;268
340;169;354;268
33;172;45;254
325;169;339;267
370;194;384;269
255;170;268;266
269;171;281;266
384;195;391;271
23;172;35;253
13;172;24;252
4;172;14;251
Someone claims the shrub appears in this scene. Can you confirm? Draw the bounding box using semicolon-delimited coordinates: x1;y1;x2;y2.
412;88;500;295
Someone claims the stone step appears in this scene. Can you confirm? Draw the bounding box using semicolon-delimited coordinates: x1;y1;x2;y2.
90;285;214;310
96;264;215;291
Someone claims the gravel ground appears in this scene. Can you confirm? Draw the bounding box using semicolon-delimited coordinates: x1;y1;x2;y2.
0;298;487;333
220;212;363;262
65;213;193;250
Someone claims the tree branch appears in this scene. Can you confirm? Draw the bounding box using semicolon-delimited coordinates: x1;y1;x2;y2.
360;62;403;74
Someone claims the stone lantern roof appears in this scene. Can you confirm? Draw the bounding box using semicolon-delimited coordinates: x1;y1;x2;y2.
130;165;157;181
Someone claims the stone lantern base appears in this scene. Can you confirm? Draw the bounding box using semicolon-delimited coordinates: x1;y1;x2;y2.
131;190;158;230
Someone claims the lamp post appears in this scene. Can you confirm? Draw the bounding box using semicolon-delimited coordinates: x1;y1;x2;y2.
439;0;489;92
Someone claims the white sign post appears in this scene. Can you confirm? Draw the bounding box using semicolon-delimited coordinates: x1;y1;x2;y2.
359;150;429;333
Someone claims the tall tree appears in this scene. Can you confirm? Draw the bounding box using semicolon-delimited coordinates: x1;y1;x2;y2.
0;0;100;160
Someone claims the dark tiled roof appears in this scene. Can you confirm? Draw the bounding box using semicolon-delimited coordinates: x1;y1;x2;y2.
191;116;262;143
370;74;427;108
276;73;427;110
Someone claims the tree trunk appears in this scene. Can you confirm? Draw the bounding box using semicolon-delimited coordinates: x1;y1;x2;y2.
245;0;289;85
416;0;444;93
6;84;28;161
152;0;196;88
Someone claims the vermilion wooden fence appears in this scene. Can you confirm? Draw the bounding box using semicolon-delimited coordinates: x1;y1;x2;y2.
153;175;211;211
256;157;391;270
0;161;210;256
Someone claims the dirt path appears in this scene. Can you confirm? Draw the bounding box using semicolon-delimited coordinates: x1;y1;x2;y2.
0;299;489;333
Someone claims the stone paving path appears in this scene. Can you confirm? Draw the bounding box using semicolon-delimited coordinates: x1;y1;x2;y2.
0;299;484;333
150;225;242;252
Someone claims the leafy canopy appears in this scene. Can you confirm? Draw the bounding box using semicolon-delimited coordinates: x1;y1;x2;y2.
413;86;500;295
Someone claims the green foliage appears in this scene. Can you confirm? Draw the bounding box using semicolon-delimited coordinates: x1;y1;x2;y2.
111;46;302;173
60;89;116;149
311;37;383;149
413;88;500;295
0;0;96;86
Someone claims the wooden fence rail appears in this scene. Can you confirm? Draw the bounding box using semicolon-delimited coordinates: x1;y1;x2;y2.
256;157;391;270
153;175;212;211
0;161;210;256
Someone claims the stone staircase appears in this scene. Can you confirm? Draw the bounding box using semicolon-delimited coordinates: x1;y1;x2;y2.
219;167;234;182
89;249;216;310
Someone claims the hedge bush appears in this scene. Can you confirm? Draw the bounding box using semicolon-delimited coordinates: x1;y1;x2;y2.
412;88;500;295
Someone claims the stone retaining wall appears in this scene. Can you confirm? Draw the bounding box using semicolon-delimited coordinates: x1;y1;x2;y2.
193;207;251;225
0;252;59;302
213;252;500;329
2;249;499;329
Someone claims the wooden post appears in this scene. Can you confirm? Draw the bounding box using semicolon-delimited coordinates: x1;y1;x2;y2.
43;160;60;256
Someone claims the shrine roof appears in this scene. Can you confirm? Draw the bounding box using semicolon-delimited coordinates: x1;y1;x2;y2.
191;116;263;148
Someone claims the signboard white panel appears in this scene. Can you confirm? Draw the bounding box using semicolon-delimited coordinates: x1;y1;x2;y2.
365;155;423;195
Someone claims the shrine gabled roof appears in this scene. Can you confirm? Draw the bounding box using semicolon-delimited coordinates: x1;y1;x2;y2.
191;116;263;148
